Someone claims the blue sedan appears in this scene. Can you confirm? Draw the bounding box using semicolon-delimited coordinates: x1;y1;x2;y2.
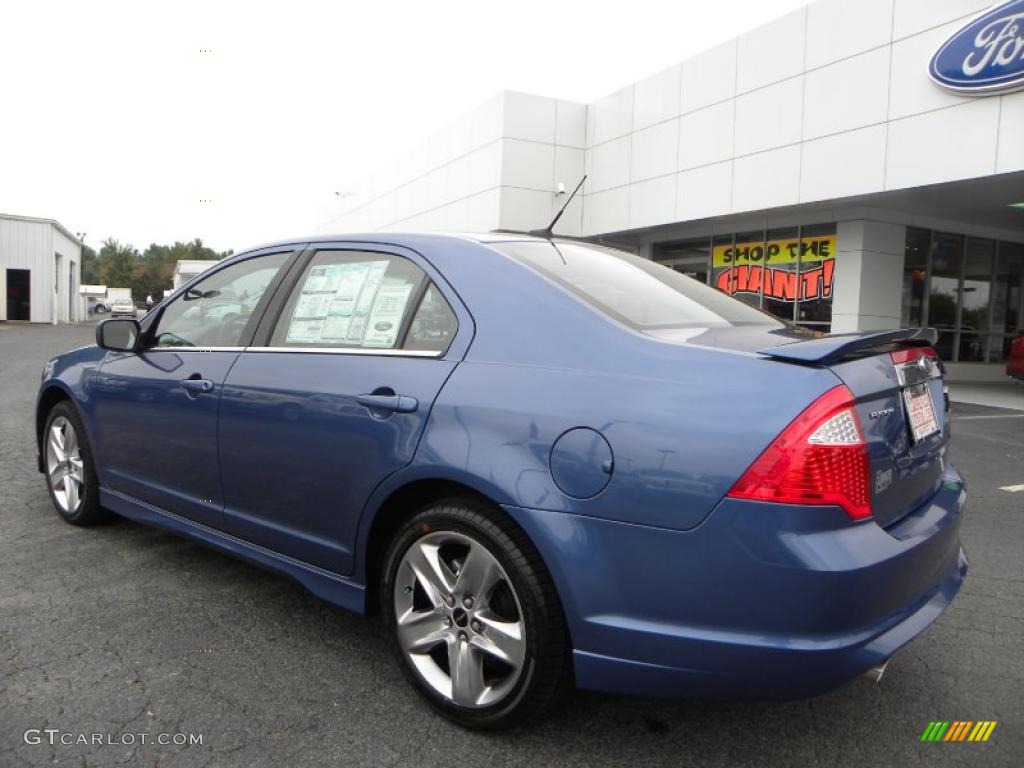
36;233;967;729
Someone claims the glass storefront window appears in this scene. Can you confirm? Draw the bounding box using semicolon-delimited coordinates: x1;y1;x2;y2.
902;228;929;328
763;227;799;321
900;229;1024;363
658;224;837;329
710;234;736;298
962;238;994;334
959;237;994;362
652;238;710;284
992;241;1024;362
795;224;835;330
727;230;767;309
928;232;963;361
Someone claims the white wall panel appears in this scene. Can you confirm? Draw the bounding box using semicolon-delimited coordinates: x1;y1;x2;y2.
554;146;585;192
678;101;734;171
470;94;504;149
467;188;501;231
675;161;733;221
800;125;887;202
892;0;991;40
630;120;679;182
888;21;976;120
444;198;471;231
556;100;588;148
680;39;736;114
633;64;681;131
586;136;631;193
736;8;806;93
803;47;890;140
467;142;502;195
583;186;630;234
589;86;634;146
997;91;1024;174
732;145;801;212
444;154;472;201
502;91;557;143
629;176;676;229
502;140;555;191
499;187;554;232
734;77;804;156
806;0;894;69
886;99;999;190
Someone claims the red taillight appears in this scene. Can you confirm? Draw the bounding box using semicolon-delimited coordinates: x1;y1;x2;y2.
727;385;872;520
889;346;938;364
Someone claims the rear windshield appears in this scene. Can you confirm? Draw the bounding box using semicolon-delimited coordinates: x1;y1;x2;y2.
493;240;782;330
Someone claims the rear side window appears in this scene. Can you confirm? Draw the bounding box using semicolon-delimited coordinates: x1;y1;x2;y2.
405;285;458;352
493;241;781;330
270;250;456;352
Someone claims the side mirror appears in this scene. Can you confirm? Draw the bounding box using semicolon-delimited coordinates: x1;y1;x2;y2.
96;318;141;352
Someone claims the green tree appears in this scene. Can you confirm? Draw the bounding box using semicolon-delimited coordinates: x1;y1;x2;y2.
90;237;233;301
97;238;140;290
80;244;99;285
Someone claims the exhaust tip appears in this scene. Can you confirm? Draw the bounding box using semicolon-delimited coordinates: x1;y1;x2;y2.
863;659;890;683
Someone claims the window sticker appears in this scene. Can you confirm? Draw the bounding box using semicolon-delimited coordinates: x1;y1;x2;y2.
286;261;389;345
362;279;415;348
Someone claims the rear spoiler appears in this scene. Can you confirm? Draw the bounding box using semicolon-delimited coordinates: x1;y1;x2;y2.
759;328;938;366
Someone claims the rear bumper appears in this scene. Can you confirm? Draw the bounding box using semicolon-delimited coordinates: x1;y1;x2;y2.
504;465;967;700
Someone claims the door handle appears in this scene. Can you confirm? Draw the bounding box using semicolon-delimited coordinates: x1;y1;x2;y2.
181;378;215;395
357;393;418;414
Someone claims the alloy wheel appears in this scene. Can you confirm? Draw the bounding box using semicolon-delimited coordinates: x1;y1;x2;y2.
46;416;85;514
393;531;526;708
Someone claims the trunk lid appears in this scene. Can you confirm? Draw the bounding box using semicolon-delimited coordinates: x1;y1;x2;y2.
644;325;950;528
761;328;949;528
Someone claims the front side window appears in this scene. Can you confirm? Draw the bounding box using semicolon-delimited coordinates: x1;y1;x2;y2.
494;240;780;330
272;250;456;352
150;252;289;348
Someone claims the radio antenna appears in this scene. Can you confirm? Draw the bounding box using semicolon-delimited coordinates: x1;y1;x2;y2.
529;175;586;239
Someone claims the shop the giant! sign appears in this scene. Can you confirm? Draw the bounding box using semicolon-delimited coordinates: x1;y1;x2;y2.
713;235;835;302
929;0;1024;94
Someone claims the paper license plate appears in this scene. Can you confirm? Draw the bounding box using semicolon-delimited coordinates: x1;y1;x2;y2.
903;383;939;442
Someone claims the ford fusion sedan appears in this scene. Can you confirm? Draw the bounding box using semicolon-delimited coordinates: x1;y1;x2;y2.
36;233;967;729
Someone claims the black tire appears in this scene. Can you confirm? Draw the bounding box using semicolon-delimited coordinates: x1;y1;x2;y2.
380;497;570;730
42;401;111;526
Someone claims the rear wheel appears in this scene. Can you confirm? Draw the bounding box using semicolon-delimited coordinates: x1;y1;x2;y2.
381;499;570;729
43;402;109;526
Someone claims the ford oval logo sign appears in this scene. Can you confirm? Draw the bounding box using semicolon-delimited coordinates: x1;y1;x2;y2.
929;0;1024;94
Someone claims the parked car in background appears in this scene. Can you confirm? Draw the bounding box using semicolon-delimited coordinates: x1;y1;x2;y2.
35;233;968;729
1008;331;1024;380
89;300;109;314
109;298;136;318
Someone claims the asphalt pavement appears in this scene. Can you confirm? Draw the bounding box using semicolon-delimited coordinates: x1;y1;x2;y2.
1;321;1022;767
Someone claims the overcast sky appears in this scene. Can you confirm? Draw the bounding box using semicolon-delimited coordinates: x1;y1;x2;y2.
0;0;807;253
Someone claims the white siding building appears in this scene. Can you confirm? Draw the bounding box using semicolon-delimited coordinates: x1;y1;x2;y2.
0;214;84;324
173;260;218;290
321;0;1024;370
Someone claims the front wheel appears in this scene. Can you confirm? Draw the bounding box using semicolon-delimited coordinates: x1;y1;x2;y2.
381;499;570;730
43;402;110;526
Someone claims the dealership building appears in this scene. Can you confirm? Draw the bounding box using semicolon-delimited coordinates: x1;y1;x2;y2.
320;0;1024;371
0;213;84;324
